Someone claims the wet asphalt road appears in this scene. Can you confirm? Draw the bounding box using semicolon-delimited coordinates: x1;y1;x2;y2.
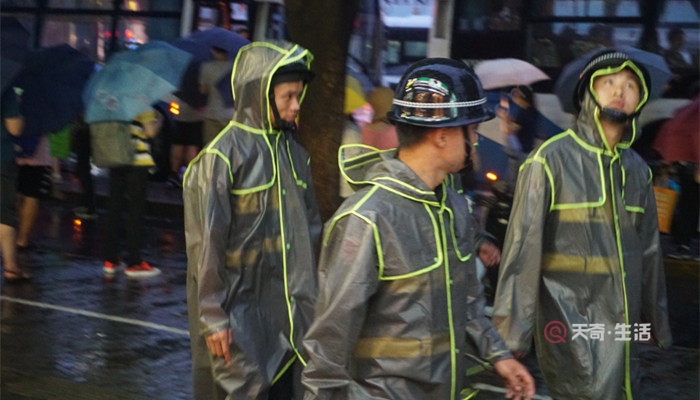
1;198;698;400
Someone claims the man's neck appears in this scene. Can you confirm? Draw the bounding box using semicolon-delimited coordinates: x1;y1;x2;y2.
397;146;445;190
598;116;626;150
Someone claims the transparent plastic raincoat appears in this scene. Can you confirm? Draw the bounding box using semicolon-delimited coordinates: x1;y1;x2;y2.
493;62;672;400
302;146;511;400
183;41;321;399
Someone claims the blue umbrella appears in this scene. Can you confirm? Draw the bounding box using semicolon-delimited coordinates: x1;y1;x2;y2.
554;46;672;114
1;16;31;92
83;41;192;123
184;27;249;59
173;30;249;108
15;44;95;137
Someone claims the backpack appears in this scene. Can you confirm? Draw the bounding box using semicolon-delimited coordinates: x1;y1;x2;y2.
89;121;133;167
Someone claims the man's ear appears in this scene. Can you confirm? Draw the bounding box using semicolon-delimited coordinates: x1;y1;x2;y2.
429;127;448;148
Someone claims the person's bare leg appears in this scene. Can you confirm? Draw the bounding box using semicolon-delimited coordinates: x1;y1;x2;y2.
0;223;19;275
16;195;39;247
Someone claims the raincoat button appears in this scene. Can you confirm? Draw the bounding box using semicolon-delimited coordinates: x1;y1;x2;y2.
449;279;454;285
286;243;291;250
282;189;286;195
433;257;439;262
454;348;460;354
290;296;295;303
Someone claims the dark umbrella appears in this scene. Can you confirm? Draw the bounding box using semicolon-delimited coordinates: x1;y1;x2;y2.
554;46;672;114
14;44;95;138
653;96;699;163
1;16;31;92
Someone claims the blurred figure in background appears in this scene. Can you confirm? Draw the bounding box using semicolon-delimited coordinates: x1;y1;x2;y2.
165;94;202;186
199;46;234;146
360;87;399;150
15;134;52;251
1;88;29;281
103;108;162;279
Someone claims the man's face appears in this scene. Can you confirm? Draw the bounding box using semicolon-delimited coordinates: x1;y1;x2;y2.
270;81;304;124
592;69;641;116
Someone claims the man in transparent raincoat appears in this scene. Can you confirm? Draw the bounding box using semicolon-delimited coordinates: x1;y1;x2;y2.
493;49;672;400
183;41;321;399
302;58;535;400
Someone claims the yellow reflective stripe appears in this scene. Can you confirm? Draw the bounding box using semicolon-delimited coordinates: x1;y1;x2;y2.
353;333;451;358
285;139;307;188
609;154;633;400
541;253;614;274
229;127;279;195
373;176;435;195
437;208;458;400
461;388;480;400
272;132;305;366
486;349;510;360
199;319;229;336
345;157;381;170
379;204;441;280
625;206;645;213
350;211;385;278
229;120;267;135
557;207;607;223
444;206;472;262
183;121;235;186
551;152;607;210
323;186;379;245
519;156;556;211
271;355;297;385
225;236;282;268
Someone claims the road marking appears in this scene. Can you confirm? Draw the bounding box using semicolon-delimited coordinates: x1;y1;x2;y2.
0;296;189;336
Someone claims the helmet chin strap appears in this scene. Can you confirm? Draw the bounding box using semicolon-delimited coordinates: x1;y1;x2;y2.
588;87;639;124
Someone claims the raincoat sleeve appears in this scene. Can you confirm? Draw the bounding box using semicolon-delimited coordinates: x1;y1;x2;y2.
465;248;513;363
187;152;234;336
302;214;380;400
492;157;550;353
639;179;673;348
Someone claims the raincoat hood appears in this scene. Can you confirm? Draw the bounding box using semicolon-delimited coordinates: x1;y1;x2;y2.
574;59;649;153
230;40;312;133
339;144;440;204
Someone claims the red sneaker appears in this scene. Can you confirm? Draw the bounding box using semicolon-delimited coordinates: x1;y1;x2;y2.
104;260;126;275
124;261;161;279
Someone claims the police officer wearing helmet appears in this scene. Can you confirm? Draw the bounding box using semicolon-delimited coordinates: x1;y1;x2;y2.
301;58;535;400
493;50;672;399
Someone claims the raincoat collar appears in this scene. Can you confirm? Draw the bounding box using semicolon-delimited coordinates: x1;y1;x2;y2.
339;144;443;206
230;41;313;135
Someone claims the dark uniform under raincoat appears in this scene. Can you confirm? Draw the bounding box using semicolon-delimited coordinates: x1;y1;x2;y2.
493;61;672;400
302;146;511;400
183;41;321;399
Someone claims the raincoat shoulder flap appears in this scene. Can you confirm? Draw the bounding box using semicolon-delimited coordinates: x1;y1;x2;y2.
620;150;652;211
526;130;606;210
335;145;447;280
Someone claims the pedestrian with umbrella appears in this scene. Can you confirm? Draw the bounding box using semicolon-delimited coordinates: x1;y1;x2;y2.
83;40;192;278
493;48;673;399
653;97;699;258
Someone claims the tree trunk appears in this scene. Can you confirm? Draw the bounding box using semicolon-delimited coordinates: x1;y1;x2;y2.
285;0;360;221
